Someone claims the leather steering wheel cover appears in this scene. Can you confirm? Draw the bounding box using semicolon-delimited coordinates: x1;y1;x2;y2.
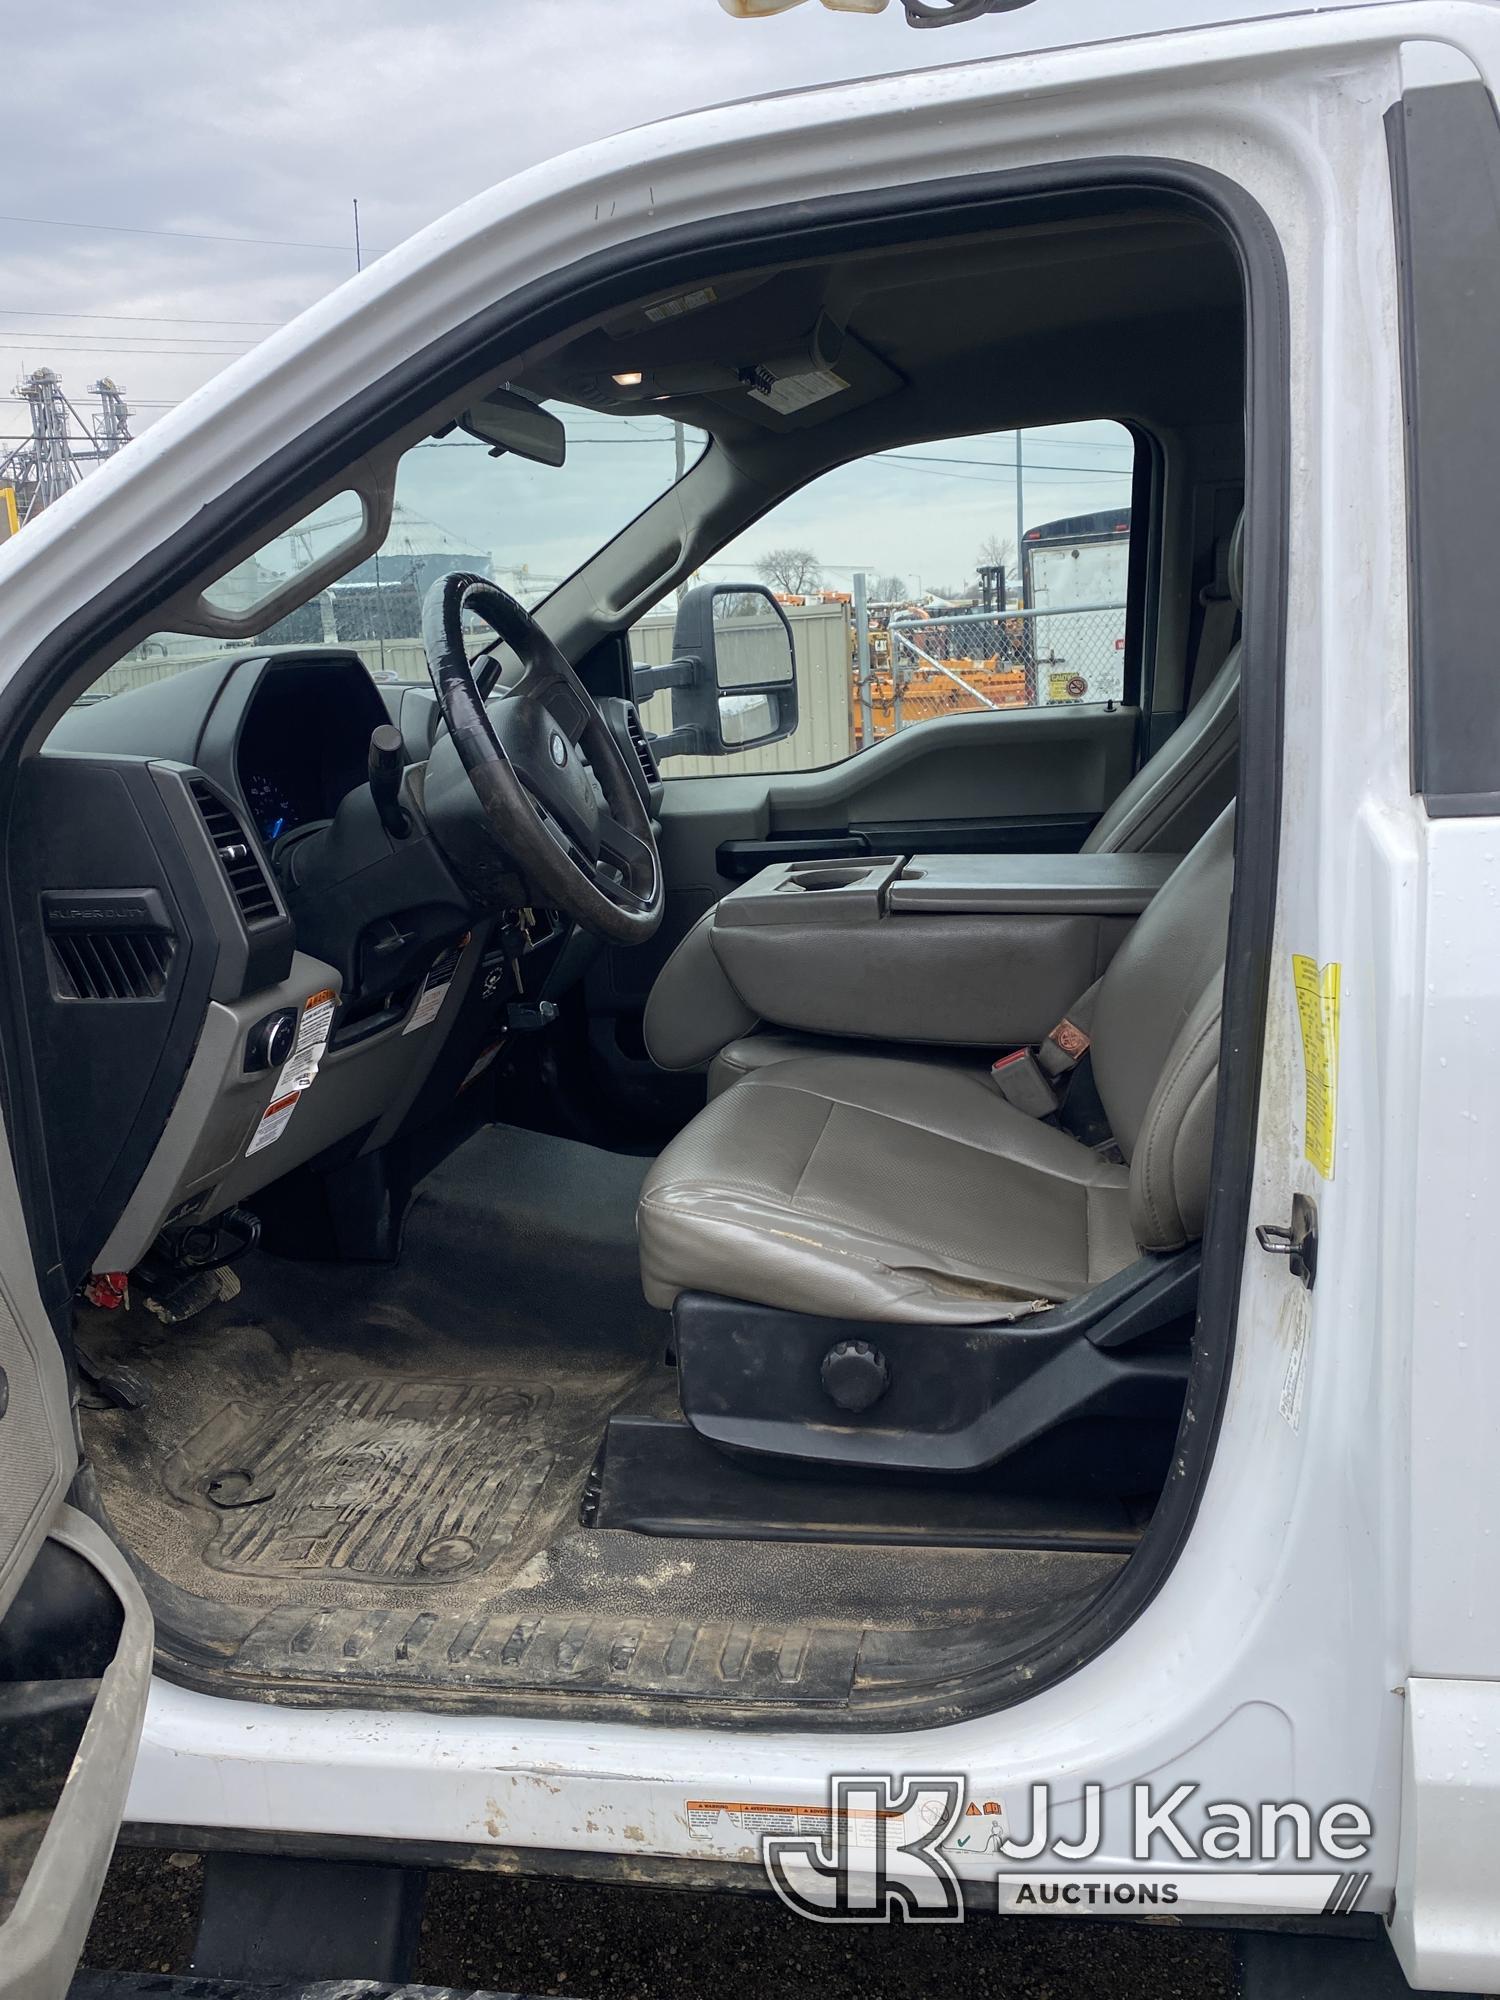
420;571;663;944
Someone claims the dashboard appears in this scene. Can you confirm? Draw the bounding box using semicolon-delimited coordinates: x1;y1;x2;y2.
35;647;489;1282
29;641;600;1292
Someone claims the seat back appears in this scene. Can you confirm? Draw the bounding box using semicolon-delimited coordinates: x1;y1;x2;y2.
1083;512;1243;856
1090;804;1236;1250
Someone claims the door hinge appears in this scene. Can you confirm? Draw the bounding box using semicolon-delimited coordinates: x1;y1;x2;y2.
1256;1190;1319;1291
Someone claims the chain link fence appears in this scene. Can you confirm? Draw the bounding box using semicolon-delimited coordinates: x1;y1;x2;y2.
881;601;1127;728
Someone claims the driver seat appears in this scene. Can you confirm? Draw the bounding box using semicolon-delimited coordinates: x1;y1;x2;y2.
637;805;1233;1325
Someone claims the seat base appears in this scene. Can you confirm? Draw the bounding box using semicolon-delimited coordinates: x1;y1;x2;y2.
590;1407;1165;1544
674;1249;1199;1474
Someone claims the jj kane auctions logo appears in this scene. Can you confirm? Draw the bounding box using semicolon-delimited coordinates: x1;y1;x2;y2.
761;1774;1373;1923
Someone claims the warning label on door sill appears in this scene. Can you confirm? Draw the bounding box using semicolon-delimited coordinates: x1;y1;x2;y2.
1292;955;1340;1180
1278;1286;1311;1431
686;1799;899;1844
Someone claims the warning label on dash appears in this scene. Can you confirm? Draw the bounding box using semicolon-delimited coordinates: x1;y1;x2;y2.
245;986;337;1156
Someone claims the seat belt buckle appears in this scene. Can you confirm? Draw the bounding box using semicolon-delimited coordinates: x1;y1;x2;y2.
1039;1014;1091;1080
989;1049;1060;1116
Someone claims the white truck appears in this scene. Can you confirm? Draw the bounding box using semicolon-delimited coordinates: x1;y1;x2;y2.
1;3;1498;1996
1022;506;1133;706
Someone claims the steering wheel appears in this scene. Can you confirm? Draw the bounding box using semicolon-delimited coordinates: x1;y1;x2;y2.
419;572;663;944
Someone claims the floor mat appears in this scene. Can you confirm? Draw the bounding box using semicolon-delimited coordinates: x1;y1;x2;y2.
79;1121;1129;1719
168;1376;558;1584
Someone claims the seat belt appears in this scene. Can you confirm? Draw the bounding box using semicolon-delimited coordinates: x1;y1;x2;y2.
989;978;1103;1120
1187;536;1239;711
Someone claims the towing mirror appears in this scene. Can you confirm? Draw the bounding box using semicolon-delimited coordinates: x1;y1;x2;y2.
632;583;799;759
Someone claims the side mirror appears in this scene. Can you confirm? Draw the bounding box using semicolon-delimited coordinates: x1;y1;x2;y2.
632;583;799;759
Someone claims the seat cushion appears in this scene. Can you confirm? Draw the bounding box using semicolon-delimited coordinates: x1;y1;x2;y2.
638;1050;1135;1325
709;1030;979;1097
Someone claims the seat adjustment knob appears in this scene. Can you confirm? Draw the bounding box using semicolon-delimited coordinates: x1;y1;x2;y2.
820;1339;890;1413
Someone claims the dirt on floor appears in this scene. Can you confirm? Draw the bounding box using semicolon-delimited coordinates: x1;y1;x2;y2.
83;1845;1239;2000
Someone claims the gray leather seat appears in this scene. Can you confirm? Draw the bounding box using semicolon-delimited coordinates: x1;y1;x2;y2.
1081;509;1243;855
644;513;1243;1084
638;806;1234;1324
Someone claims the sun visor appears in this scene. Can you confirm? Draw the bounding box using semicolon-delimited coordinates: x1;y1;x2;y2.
710;319;904;432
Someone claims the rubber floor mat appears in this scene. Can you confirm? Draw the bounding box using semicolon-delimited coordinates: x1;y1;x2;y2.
165;1376;556;1585
81;1123;1134;1717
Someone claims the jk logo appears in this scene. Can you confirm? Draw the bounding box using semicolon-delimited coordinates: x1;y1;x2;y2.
762;1773;966;1923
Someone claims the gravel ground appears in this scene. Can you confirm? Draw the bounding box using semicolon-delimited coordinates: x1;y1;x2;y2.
82;1846;1239;1999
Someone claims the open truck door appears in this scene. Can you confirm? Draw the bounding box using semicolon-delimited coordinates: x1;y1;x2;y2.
0;1110;152;2000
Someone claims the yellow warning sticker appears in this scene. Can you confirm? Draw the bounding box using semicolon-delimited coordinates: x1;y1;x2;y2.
1292;955;1341;1180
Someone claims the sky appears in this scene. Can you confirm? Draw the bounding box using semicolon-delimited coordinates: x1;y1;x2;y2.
4;0;1381;596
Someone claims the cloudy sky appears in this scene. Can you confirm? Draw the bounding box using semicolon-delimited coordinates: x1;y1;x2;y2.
5;0;1376;595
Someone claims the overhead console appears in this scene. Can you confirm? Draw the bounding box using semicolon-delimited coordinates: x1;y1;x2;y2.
708;850;1179;1048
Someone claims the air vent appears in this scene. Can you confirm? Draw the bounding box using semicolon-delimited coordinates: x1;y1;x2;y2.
42;890;178;1001
623;703;661;786
188;779;279;926
47;924;176;1000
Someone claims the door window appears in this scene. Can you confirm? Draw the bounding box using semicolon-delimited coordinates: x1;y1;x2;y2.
634;420;1136;775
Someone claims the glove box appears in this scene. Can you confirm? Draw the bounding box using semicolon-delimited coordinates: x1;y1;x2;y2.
711;850;1178;1047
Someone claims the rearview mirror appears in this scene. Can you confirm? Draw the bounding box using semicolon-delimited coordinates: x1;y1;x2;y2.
457;388;567;467
632;583;799;759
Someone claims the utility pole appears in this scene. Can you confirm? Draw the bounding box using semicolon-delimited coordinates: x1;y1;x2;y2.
352;198;363;273
1013;426;1025;604
853;570;875;749
672;422;688;608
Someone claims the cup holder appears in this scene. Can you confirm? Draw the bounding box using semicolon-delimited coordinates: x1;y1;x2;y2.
786;866;871;892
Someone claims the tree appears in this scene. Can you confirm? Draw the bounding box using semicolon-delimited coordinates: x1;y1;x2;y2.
870;572;908;603
757;546;823;594
976;533;1014;574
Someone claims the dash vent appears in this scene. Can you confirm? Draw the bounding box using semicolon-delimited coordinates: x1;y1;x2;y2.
188;779;279;926
42;891;177;1001
623;703;661;786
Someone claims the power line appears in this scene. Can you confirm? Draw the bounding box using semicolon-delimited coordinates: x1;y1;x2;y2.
0;307;289;328
890;446;1130;473
1022;427;1135;454
0;345;252;361
0;209;355;253
882;458;1129;486
0;332;255;348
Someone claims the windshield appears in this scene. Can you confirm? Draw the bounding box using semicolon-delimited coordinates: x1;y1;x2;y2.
88;404;706;699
